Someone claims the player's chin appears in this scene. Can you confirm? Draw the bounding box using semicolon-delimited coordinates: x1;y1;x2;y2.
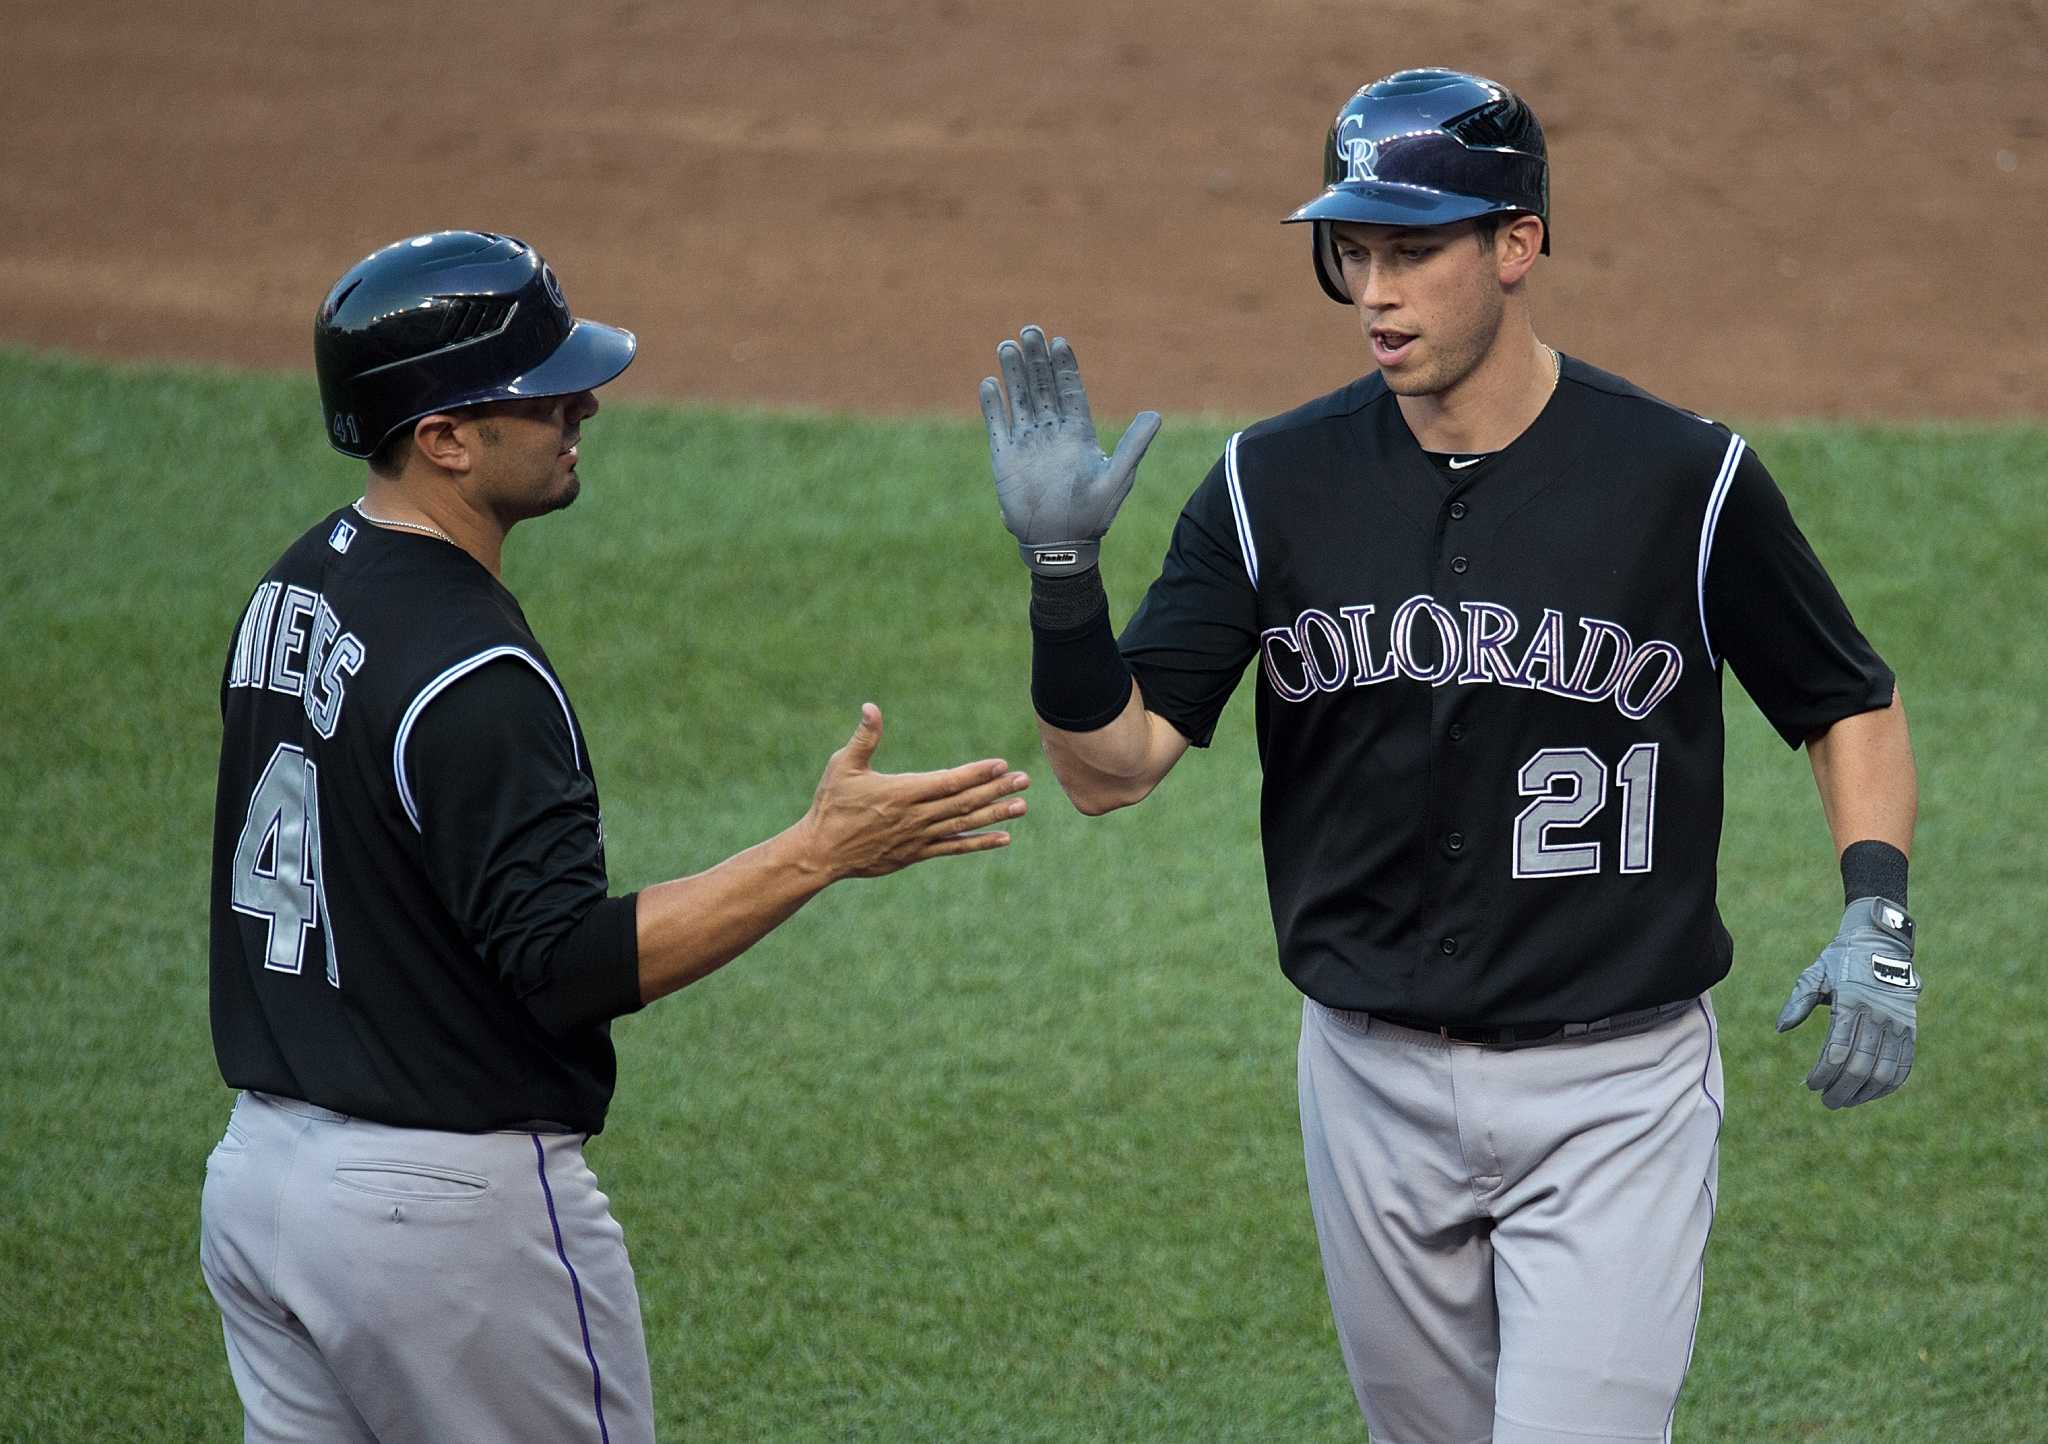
1378;363;1440;397
1377;348;1465;398
540;472;581;515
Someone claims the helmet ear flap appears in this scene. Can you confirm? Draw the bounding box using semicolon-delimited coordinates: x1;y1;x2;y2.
1311;221;1353;305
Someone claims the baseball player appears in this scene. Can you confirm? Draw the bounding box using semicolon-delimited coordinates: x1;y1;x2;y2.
203;230;1031;1443
980;70;1919;1441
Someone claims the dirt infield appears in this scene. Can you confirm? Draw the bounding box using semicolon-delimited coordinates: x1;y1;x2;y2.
5;1;2042;421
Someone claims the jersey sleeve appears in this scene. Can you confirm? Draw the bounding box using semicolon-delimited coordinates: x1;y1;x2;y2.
1118;454;1261;747
403;657;643;1033
1702;445;1896;747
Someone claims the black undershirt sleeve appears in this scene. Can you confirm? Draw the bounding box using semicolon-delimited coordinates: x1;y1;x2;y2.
404;658;643;1035
1118;457;1261;747
1704;447;1896;748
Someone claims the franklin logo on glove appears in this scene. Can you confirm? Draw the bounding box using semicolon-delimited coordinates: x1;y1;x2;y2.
1872;954;1917;988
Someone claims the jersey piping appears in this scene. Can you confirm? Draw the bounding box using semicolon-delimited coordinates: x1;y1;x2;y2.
394;646;581;832
1695;433;1748;668
1223;430;1260;588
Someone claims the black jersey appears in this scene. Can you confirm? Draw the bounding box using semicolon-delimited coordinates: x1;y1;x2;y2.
209;507;642;1133
1120;358;1893;1025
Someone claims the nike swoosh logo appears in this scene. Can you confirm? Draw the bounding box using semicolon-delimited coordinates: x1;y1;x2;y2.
1448;456;1484;469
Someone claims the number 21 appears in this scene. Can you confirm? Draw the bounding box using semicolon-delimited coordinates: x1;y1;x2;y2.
1512;743;1659;878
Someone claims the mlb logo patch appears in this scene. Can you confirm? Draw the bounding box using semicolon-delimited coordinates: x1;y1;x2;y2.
329;518;357;553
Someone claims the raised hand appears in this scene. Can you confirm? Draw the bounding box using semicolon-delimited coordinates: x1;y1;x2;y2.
978;325;1162;576
801;704;1030;879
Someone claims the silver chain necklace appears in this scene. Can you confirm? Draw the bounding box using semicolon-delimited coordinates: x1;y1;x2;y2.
1545;344;1561;384
352;498;456;546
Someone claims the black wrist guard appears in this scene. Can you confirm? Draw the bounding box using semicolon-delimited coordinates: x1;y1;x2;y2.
1029;568;1108;630
1841;839;1908;908
1029;570;1131;731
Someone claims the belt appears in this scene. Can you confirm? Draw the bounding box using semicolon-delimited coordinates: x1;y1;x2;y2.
1374;997;1697;1050
247;1093;578;1134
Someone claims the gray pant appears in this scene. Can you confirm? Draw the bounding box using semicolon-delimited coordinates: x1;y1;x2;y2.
1298;997;1723;1443
200;1090;654;1443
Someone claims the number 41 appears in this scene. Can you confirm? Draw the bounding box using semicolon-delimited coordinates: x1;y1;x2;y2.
230;742;340;986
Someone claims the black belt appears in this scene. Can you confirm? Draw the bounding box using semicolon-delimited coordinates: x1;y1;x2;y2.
1374;998;1696;1049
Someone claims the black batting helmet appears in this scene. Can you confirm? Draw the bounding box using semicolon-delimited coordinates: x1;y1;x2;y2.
1283;69;1550;305
314;231;636;459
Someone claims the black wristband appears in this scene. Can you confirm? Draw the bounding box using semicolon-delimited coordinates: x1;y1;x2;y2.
1029;571;1132;731
1841;839;1908;908
1030;568;1109;630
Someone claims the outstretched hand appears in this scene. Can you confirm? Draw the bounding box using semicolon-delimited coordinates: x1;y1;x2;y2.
979;325;1162;577
801;704;1029;880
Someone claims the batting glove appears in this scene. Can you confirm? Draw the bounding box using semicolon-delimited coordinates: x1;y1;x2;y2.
979;325;1162;577
1775;897;1920;1109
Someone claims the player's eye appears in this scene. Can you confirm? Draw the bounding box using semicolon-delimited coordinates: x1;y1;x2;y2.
1399;247;1432;262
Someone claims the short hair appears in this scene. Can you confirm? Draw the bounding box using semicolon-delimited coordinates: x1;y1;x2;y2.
1473;211;1545;250
367;424;416;478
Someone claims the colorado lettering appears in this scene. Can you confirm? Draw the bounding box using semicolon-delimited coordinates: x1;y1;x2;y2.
228;582;367;738
1260;595;1684;719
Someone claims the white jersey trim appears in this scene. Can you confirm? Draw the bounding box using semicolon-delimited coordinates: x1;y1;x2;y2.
1695;433;1747;669
1224;430;1260;589
393;646;579;833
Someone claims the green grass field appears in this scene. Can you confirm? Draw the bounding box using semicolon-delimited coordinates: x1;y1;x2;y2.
2;346;2042;1441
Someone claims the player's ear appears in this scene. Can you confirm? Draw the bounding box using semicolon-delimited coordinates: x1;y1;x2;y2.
1495;214;1545;286
412;414;474;476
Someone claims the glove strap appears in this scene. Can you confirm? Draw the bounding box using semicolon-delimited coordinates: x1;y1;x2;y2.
1019;539;1102;578
1841;839;1908;908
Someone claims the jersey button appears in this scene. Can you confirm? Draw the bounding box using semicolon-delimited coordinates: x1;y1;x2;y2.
1450;555;1470;574
1449;501;1467;520
1448;722;1466;741
1439;937;1459;956
1446;831;1466;854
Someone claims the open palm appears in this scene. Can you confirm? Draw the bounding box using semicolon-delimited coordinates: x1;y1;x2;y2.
978;325;1161;576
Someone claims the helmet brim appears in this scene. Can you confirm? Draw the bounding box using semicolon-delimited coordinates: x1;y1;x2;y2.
498;318;637;399
1284;186;1550;305
1283;183;1505;230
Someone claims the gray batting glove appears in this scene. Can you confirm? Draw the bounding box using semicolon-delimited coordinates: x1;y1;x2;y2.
1775;897;1920;1109
978;325;1162;577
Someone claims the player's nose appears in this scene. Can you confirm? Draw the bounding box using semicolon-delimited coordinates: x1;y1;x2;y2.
566;390;600;425
1352;261;1394;311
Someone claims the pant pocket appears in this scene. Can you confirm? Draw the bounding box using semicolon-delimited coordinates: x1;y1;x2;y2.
332;1160;490;1202
205;1117;251;1178
213;1113;251;1153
